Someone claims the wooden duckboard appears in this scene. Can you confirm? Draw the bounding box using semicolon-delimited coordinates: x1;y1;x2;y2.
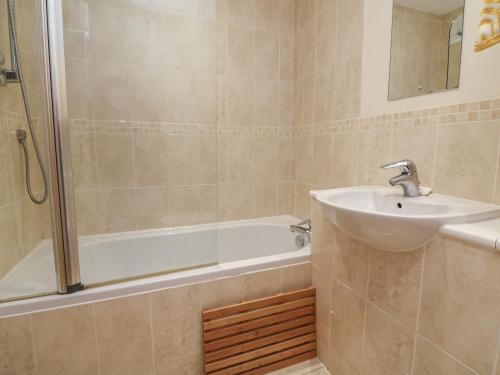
202;287;316;375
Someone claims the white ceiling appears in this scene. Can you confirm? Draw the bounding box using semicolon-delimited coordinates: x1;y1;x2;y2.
395;0;464;15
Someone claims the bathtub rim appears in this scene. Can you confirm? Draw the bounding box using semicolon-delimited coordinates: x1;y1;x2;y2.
0;216;310;318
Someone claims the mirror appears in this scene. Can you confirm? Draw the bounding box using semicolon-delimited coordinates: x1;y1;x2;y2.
388;0;465;101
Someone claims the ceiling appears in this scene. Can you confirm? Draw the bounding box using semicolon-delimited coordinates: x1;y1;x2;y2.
394;0;464;15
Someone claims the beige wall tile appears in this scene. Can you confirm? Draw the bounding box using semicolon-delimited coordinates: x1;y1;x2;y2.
420;237;500;374
70;132;96;190
331;227;370;296
294;135;313;184
65;58;90;119
133;134;166;187
254;181;278;217
200;276;244;309
164;185;201;227
334;53;362;121
134;187;164;230
89;60;129;120
332;132;358;188
225;136;254;182
75;189;99;235
217;182;254;220
226;76;254;125
255;136;278;181
435;122;499;202
277;180;294;214
279;31;294;82
95;294;154;375
227;23;253;76
126;65;164;122
391;126;437;187
312;264;332;344
97;189;136;233
330;279;365;372
413;336;478;375
243;268;282;300
157;354;202;374
31;304;98;375
282;262;312;292
0;315;36;375
311;199;334;276
63;0;89;31
278;136;293;179
368;247;424;329
337;0;364;60
255;0;279;31
255;30;279;80
95;133;133;189
362;304;414;375
356;129;392;185
254;80;279;126
279;81;294;127
88;0;128;63
294;182;312;219
227;0;254;26
151;284;201;372
312;134;333;187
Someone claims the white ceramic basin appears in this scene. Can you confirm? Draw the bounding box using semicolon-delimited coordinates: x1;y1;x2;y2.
311;186;500;252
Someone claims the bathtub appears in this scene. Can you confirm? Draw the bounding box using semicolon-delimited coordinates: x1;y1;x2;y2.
0;215;310;317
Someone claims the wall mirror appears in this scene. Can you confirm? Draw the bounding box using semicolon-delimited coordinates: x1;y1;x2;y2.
388;0;465;101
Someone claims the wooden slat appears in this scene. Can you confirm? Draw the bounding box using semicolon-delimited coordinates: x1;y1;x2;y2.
204;296;315;331
203;287;316;375
206;324;316;363
204;315;315;352
203;287;316;321
243;350;316;375
203;305;314;342
206;333;316;373
209;341;317;375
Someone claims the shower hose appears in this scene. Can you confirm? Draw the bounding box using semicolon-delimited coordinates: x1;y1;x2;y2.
8;0;49;204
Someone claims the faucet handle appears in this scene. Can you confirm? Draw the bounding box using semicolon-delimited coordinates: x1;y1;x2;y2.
380;159;417;174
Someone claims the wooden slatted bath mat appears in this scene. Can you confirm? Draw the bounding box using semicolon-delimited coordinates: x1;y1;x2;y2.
202;287;317;375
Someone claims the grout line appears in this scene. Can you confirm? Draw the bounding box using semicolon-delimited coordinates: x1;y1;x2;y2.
490;129;500;203
415;245;427;334
147;294;156;375
430;124;439;188
491;324;500;375
92;304;101;375
27;314;39;375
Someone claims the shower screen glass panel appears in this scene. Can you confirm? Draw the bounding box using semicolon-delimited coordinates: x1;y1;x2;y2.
63;0;218;286
388;0;465;101
0;0;57;301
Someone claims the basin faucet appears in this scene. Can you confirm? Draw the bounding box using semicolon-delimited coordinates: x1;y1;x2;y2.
380;159;420;197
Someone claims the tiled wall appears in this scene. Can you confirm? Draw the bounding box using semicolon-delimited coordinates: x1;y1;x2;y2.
311;199;500;375
292;0;364;219
63;0;296;235
0;1;51;278
0;262;311;374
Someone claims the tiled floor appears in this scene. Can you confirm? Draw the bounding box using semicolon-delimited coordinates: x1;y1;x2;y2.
269;358;330;375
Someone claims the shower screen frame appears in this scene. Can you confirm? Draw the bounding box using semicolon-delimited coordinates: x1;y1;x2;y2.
38;0;82;293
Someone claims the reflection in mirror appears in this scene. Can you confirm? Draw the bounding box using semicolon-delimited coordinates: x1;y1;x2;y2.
388;0;465;101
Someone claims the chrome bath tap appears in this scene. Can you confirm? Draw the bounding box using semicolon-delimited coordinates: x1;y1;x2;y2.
380;159;420;197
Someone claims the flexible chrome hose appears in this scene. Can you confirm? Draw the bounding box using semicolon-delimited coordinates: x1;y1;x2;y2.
8;0;49;204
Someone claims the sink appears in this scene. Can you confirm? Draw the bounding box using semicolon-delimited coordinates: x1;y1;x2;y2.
311;186;500;252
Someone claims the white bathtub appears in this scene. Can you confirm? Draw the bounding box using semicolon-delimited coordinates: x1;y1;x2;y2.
0;215;310;317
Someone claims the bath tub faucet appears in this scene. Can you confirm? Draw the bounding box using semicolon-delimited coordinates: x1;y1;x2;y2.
380;159;420;197
290;218;311;234
290;219;311;248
